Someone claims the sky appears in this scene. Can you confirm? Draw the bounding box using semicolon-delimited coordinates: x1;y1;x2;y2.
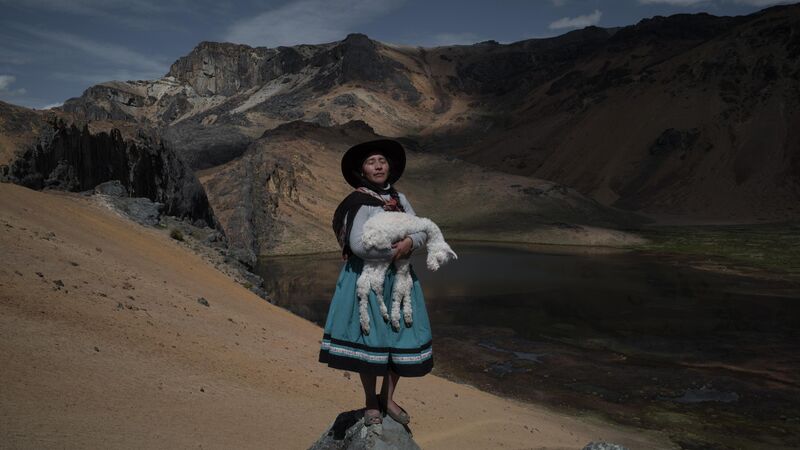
0;0;797;109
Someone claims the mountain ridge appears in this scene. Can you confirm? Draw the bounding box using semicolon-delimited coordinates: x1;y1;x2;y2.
3;5;799;257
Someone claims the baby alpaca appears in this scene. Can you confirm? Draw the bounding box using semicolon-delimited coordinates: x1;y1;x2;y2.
356;211;457;333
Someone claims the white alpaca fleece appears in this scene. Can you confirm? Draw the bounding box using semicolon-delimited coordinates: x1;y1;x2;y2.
356;211;457;334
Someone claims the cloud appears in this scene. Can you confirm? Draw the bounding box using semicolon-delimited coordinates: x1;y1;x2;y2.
549;9;602;29
2;0;168;15
224;0;405;47
0;74;27;96
0;0;201;30
40;102;64;109
0;74;15;90
10;26;168;79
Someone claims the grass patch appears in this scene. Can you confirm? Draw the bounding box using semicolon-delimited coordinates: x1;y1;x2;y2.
627;221;800;276
169;228;184;241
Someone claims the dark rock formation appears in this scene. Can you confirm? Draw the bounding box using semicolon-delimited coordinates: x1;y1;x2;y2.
4;120;220;228
309;409;420;450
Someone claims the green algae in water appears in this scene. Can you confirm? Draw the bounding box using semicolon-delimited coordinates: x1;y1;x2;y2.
631;222;800;277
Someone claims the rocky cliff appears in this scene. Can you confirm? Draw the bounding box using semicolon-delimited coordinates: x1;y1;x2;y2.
3;120;219;228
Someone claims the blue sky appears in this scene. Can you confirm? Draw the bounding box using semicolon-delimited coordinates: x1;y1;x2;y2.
0;0;796;109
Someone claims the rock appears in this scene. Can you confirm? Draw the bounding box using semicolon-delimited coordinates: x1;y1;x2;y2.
197;297;210;307
333;94;359;107
94;180;128;197
249;286;267;299
309;409;420;450
241;270;264;289
204;231;223;244
582;442;630;450
104;196;164;226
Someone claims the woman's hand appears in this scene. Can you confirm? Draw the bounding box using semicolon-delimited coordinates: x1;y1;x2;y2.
391;236;413;261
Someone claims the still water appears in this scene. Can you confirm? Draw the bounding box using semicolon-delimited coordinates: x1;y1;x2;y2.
255;241;800;449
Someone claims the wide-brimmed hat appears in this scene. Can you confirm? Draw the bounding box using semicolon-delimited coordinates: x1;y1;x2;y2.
341;139;406;188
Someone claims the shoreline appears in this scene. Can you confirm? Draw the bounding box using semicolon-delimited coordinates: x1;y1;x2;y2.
260;229;800;284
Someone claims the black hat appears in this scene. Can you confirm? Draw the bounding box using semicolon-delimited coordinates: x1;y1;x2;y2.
341;139;406;188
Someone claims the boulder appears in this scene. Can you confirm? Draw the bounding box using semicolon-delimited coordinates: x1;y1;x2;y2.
94;180;128;197
309;409;420;450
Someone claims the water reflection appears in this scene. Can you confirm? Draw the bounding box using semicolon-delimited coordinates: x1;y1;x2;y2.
255;241;800;449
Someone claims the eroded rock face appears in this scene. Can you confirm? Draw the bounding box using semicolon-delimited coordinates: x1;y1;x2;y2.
166;41;304;97
4;120;219;228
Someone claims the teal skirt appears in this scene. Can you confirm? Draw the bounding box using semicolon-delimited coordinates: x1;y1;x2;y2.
318;256;433;377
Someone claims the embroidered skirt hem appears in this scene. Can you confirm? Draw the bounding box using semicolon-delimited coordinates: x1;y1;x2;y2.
319;333;433;377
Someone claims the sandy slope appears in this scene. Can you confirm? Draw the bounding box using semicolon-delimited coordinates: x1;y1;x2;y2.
0;183;674;450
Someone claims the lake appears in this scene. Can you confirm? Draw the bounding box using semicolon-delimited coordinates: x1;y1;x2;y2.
255;241;800;449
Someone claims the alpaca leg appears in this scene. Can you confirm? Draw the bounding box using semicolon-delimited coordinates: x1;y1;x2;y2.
357;264;385;335
371;263;390;321
396;262;413;326
390;260;413;329
401;276;413;327
390;285;402;331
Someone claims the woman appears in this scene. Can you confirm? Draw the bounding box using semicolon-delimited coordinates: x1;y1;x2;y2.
319;139;433;426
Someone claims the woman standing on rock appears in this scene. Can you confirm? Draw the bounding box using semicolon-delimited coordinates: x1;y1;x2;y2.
320;139;433;426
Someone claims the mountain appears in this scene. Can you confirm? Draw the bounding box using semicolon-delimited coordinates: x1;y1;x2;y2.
55;5;800;225
198;120;647;264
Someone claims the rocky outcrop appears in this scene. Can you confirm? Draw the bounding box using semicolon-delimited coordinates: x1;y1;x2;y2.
92;180;163;226
3;120;220;228
166;41;312;97
309;410;420;450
